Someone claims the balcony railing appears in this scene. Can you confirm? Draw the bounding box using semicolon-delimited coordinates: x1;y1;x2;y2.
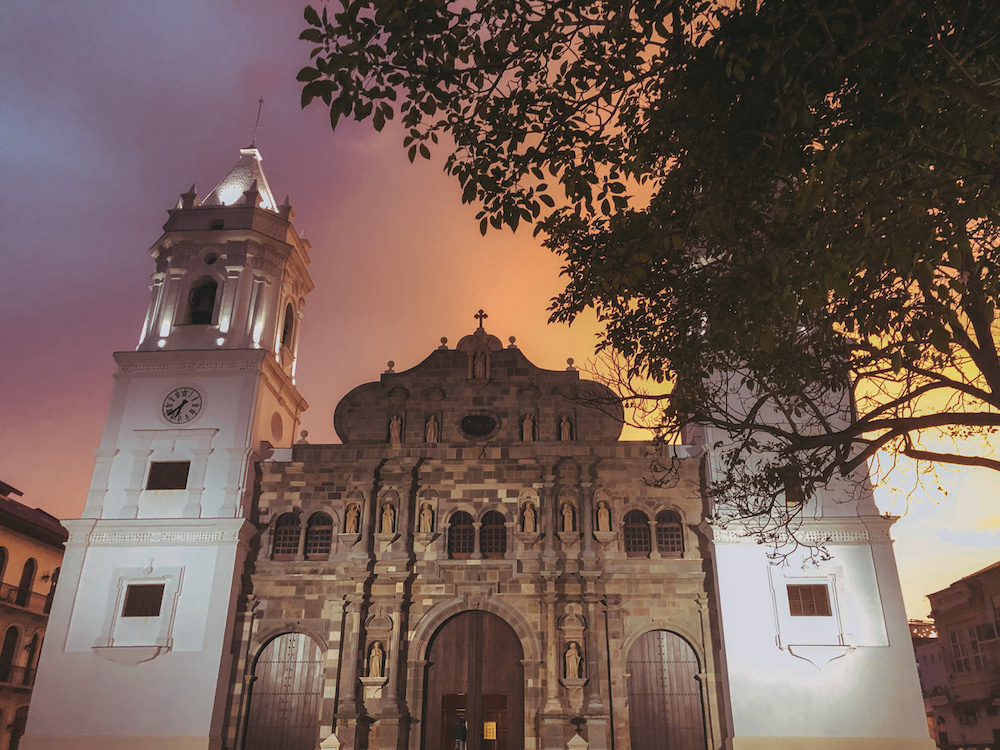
0;582;52;614
0;665;35;688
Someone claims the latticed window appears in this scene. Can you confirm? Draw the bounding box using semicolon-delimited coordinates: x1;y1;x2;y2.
480;511;507;559
272;513;301;559
448;512;475;559
304;513;333;558
656;511;683;557
787;584;832;617
623;510;651;557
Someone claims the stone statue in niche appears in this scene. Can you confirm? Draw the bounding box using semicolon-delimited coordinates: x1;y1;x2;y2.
345;504;360;534
418;503;434;533
389;414;402;445
561;503;575;533
522;502;537;533
368;641;385;678
425;414;439;443
473;351;487;379
521;413;534;441
560;416;573;441
381;503;396;534
564;642;582;679
596;501;611;532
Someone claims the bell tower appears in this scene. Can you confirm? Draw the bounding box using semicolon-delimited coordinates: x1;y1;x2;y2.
23;148;314;750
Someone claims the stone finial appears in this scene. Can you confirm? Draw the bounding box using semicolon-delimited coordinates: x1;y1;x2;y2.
508;336;517;349
296;430;309;444
180;183;198;209
278;193;294;220
566;357;577;371
438;337;448;350
242;179;263;208
385;361;395;373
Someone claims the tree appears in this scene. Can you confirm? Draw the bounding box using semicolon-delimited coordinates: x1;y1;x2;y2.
299;0;1000;545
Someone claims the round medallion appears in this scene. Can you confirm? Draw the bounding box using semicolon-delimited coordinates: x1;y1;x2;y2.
162;387;203;424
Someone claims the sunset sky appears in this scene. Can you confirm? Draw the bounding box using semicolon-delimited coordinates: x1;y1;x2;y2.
2;1;997;619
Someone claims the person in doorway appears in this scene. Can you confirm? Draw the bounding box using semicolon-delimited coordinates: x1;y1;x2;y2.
454;717;468;750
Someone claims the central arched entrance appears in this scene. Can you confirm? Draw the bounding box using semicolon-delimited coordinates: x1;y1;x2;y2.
423;610;524;750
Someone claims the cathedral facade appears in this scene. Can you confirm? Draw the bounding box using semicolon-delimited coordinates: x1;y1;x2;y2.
24;150;932;750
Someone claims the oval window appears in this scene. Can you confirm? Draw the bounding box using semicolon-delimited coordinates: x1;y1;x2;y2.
461;414;497;438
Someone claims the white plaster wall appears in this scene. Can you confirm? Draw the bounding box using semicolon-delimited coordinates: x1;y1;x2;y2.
25;519;249;740
712;537;929;740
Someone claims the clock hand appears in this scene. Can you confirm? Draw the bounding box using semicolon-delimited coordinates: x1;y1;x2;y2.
167;399;189;418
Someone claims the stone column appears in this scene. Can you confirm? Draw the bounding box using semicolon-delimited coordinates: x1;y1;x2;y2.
337;593;363;718
580;477;595;559
471;521;483;559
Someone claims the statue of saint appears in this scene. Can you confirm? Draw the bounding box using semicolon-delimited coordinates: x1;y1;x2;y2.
473;351;487;379
521;413;534;441
561;503;575;533
560;416;572;441
522;502;536;533
381;504;395;534
419;503;434;533
425;415;439;443
596;501;611;532
345;504;360;534
564;642;582;679
368;641;384;678
389;415;402;445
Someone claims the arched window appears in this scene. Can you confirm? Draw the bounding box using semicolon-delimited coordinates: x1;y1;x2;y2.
656;511;684;557
479;511;507;559
304;513;333;559
188;277;218;325
15;559;35;607
448;512;475;559
623;511;651;557
0;627;19;682
44;567;60;614
272;513;301;559
22;635;38;686
281;303;295;348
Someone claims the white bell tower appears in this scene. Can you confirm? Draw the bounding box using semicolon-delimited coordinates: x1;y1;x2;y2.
23;148;314;750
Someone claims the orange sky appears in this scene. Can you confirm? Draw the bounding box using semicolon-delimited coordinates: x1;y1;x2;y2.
1;0;997;620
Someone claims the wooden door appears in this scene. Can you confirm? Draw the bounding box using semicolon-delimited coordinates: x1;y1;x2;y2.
244;632;323;750
424;611;523;750
626;630;706;750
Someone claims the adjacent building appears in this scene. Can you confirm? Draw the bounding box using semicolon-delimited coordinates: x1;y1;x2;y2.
0;481;66;750
22;147;933;750
923;562;1000;750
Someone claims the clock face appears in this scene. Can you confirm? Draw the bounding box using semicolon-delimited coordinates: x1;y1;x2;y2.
162;387;203;424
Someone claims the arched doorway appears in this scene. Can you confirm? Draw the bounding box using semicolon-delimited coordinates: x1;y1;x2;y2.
423;611;524;750
626;630;707;750
244;632;323;750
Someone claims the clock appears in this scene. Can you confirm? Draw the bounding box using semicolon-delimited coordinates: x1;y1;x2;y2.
162;387;203;424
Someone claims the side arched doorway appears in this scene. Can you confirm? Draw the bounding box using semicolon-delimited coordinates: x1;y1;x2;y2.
626;630;707;750
423;611;524;750
243;632;323;750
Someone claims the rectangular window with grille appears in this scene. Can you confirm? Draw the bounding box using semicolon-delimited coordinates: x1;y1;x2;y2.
121;583;165;617
146;461;190;490
787;584;832;617
656;525;683;556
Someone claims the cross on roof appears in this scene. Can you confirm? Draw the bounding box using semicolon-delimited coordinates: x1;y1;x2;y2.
474;309;488;329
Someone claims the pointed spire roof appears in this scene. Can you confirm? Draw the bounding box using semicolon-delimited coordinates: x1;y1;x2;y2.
202;147;278;211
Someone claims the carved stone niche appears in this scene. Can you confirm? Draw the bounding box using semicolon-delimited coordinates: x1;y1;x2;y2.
415;490;442;558
558;606;588;712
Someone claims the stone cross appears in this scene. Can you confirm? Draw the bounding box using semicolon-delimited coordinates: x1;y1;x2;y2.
474;309;488;329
